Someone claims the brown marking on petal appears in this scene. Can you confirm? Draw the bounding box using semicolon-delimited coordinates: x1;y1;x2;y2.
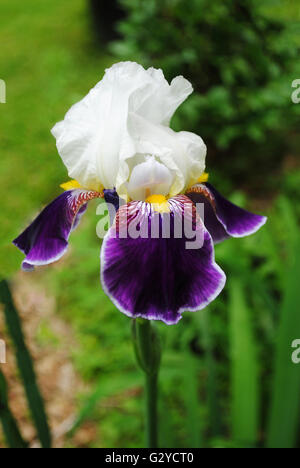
113;195;203;237
185;184;216;209
70;190;104;216
171;194;202;229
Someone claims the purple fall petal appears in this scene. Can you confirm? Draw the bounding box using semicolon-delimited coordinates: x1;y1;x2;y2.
72;204;88;231
186;183;267;243
101;195;226;325
13;189;103;270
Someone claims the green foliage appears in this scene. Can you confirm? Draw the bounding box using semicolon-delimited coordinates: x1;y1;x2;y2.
112;0;300;183
0;370;28;448
1;0;300;449
181;354;204;447
0;280;51;448
50;188;300;448
197;309;222;439
266;211;300;448
229;278;259;447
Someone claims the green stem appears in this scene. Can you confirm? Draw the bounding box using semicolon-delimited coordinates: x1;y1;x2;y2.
145;372;158;448
132;319;161;448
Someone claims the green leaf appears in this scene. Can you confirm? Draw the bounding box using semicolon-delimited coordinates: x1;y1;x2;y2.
198;309;222;438
0;369;28;448
229;278;260;447
0;280;51;448
266;241;300;448
182;354;203;448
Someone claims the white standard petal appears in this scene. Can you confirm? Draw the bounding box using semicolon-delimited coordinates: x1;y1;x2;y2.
127;157;174;201
52;62;195;192
176;131;207;188
52;62;154;190
52;61;205;199
133;69;193;126
121;112;206;197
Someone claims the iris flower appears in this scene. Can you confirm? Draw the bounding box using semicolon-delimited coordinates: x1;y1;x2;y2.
13;62;266;325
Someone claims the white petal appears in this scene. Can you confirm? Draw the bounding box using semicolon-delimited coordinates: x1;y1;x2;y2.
134;71;193;126
122;113;206;197
52;62;154;189
176;131;207;188
127;157;174;201
52;61;205;198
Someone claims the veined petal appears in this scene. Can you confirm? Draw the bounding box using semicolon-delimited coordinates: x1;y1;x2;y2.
134;70;193;126
101;195;226;325
123;113;207;197
127;157;174;201
52;61;205;199
186;183;267;243
13;189;103;270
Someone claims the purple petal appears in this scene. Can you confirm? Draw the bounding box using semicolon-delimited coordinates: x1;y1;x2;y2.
103;189;126;224
22;262;35;272
72;204;88;231
101;195;226;325
13;189;103;270
103;189;124;213
186;183;267;243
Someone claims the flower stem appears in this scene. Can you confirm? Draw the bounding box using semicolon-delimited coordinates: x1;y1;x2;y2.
145;372;158;448
132;319;161;448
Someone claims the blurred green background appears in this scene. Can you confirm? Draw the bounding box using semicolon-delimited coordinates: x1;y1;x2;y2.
0;0;300;448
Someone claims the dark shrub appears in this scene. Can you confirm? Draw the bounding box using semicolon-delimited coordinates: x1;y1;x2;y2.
89;0;126;42
112;0;300;190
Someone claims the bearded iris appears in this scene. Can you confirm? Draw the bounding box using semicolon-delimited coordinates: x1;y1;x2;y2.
13;62;266;325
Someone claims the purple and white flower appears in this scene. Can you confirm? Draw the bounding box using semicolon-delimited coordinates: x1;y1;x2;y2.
13;62;267;325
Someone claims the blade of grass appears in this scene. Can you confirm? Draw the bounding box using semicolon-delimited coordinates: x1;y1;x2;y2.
0;369;28;448
158;395;176;448
229;278;259;447
198;309;222;438
266;241;300;448
0;280;51;448
182;354;203;448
